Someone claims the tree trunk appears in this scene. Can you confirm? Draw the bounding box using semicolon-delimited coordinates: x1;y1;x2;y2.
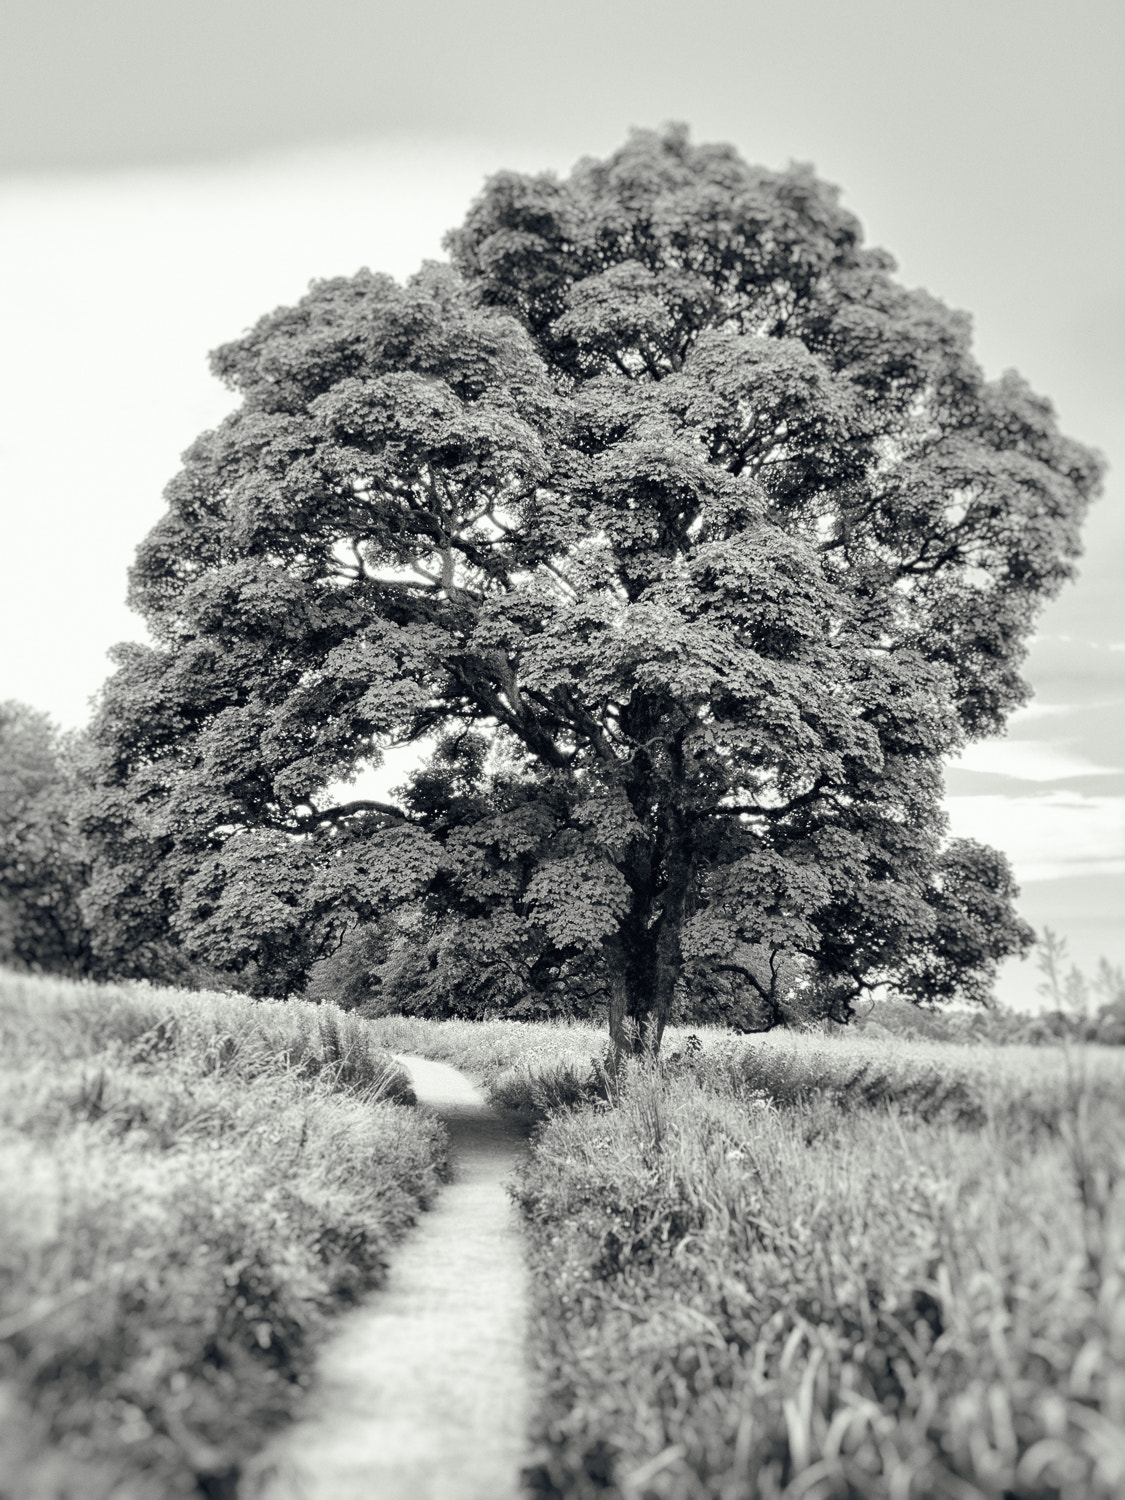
603;811;692;1061
648;822;692;1050
603;933;634;1062
602;930;654;1055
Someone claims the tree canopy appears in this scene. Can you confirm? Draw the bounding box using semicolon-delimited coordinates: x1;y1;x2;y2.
84;128;1100;1047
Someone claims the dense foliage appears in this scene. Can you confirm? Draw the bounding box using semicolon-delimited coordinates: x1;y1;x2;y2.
0;701;93;976
85;128;1100;1045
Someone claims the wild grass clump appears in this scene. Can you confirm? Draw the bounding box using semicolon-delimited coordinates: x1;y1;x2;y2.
516;1044;1125;1499
0;970;445;1499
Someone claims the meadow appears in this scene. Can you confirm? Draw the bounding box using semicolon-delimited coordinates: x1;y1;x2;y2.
5;981;1124;1500
357;1011;1125;1497
508;1032;1125;1500
0;971;447;1499
344;1009;1125;1495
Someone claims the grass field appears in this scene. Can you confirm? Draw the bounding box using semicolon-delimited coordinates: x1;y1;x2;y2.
349;1008;1125;1495
0;971;447;1500
511;1031;1125;1500
6;983;1123;1499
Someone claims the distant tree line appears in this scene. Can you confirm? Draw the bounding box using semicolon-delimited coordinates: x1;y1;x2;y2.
0;701;222;988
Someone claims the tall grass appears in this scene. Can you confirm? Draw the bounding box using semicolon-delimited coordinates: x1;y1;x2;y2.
683;1027;1125;1135
362;1011;609;1112
363;1007;1125;1134
515;1035;1125;1499
0;971;446;1500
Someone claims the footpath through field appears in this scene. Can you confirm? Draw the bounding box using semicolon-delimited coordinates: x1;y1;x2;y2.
244;1054;533;1500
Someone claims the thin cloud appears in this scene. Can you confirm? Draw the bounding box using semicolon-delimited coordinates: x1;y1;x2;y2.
1007;702;1079;723
948;741;1122;782
946;791;1125;882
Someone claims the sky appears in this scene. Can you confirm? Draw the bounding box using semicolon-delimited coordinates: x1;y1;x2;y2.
1;0;1121;1009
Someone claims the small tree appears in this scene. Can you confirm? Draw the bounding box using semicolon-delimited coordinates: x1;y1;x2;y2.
86;129;1097;1049
0;701;93;976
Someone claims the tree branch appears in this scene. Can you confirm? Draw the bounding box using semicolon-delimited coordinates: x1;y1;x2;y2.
303;798;409;824
700;775;831;821
368;575;441;592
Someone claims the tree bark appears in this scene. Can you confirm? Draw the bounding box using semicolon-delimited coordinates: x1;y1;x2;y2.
603;806;693;1061
603;932;634;1061
648;816;692;1050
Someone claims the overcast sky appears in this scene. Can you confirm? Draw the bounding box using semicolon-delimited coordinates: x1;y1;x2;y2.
1;0;1121;1008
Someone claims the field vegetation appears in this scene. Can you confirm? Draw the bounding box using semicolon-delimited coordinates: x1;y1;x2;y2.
346;995;1125;1496
362;1012;608;1113
7;968;1124;1500
0;970;446;1500
511;1029;1125;1500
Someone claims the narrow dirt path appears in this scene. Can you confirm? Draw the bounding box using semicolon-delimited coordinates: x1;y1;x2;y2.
243;1055;533;1500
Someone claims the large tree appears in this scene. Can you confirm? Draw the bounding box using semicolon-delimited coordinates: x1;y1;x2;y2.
85;128;1099;1047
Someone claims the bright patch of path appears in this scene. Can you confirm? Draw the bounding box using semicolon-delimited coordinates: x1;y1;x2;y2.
245;1054;533;1500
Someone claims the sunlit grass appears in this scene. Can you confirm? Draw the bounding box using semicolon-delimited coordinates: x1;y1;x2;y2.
364;1008;1125;1136
361;1010;609;1107
10;979;1122;1497
0;970;446;1499
515;1038;1125;1499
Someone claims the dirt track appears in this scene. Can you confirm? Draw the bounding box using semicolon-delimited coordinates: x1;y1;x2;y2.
244;1054;532;1500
